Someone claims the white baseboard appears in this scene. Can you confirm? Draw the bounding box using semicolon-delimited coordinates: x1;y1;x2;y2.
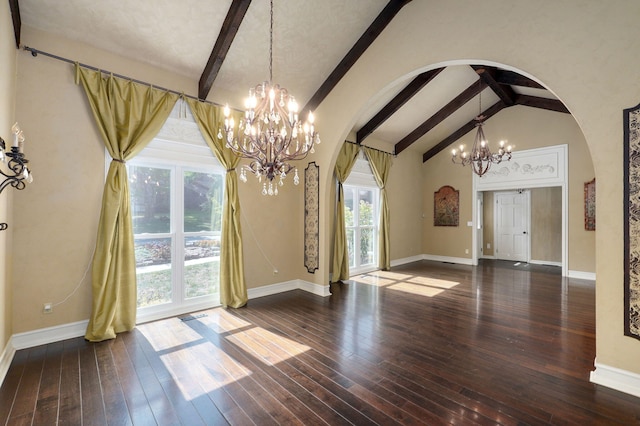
12;320;89;351
390;255;424;267
248;279;331;299
568;270;596;281
530;259;562;267
0;337;16;387
423;254;473;266
590;361;640;398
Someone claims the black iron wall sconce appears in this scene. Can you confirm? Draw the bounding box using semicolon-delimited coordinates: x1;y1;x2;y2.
0;123;33;231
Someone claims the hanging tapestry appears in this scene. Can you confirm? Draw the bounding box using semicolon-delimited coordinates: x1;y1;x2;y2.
584;178;596;231
434;185;459;226
624;103;640;340
304;162;319;273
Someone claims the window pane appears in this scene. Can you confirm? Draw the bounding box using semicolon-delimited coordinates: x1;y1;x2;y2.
344;188;354;227
360;227;375;266
135;238;172;307
130;166;171;234
184;171;224;232
347;228;356;268
358;190;375;226
184;236;220;299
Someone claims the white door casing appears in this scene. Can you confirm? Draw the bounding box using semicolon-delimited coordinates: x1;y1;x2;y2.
471;144;568;276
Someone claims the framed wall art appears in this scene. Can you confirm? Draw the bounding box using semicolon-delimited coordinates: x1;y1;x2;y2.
304;162;319;273
434;185;459;227
584;178;595;231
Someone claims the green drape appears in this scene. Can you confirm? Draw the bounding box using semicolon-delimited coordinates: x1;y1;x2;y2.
75;65;179;342
331;142;361;282
363;146;393;270
186;98;248;308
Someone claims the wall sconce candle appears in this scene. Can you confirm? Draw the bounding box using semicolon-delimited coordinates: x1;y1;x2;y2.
0;123;33;230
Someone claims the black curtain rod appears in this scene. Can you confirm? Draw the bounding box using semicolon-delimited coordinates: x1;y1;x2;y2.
346;140;396;157
22;45;221;107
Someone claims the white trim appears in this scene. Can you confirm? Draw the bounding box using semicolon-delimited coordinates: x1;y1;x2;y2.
568;270;596;281
390;255;424;267
137;300;221;325
529;259;562;267
12;320;89;350
590;361;640;398
248;279;331;299
0;337;16;386
423;254;473;266
480;255;496;260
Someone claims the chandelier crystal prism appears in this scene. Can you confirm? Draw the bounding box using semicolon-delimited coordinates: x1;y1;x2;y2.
221;0;320;196
451;81;512;177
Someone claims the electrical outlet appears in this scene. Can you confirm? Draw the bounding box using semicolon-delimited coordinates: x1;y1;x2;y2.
487;243;491;249
43;303;53;314
465;249;469;254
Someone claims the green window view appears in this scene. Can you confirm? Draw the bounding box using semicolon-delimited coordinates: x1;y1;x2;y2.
130;165;223;309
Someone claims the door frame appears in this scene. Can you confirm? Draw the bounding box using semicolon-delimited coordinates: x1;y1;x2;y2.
471;145;568;276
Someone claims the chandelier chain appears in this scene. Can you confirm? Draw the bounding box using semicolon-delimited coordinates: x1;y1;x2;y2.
269;0;273;83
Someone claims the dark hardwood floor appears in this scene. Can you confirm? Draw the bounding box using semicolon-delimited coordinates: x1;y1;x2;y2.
2;259;640;425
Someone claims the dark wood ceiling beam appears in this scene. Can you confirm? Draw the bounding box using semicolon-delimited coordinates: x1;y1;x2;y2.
9;0;21;48
198;0;252;100
422;100;507;163
394;80;487;155
301;0;412;118
514;94;570;113
356;67;444;144
473;66;516;106
494;70;544;89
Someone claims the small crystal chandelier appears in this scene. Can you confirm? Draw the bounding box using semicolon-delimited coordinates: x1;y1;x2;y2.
451;81;512;177
221;0;320;196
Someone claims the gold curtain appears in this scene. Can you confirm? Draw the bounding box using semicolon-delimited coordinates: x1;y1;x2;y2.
331;142;361;282
75;64;179;342
186;98;248;308
363;146;393;270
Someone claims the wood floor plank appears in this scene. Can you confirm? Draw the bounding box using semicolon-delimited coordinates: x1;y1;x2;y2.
58;338;83;426
32;340;64;425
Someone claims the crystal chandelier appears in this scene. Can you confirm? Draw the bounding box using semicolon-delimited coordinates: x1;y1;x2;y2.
221;0;320;196
451;82;512;177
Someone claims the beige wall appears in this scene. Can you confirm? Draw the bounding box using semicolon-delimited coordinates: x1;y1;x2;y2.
530;187;562;263
0;2;16;355
310;0;638;375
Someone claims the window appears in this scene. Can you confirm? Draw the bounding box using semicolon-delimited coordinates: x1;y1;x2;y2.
128;102;224;322
344;155;380;275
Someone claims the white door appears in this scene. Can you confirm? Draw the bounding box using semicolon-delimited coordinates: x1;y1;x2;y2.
495;191;530;262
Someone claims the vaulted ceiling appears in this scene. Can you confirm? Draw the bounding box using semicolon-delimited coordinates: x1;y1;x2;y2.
10;0;569;161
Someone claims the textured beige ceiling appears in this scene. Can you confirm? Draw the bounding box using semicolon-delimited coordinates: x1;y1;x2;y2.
18;0;561;155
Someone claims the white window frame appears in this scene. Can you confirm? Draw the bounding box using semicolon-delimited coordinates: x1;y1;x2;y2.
344;154;380;276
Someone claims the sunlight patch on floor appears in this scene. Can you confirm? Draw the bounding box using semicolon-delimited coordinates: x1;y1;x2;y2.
225;326;311;366
406;276;459;289
388;282;445;297
352;270;459;297
136;307;310;402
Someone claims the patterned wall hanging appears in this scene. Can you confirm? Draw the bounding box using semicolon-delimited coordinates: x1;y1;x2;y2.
584;178;596;231
434;185;459;227
304;162;319;273
624;103;640;340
